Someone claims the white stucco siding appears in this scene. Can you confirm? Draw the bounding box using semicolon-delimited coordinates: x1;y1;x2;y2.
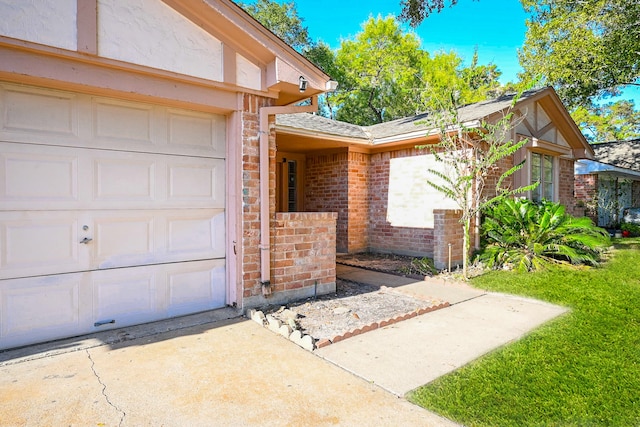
236;53;262;91
0;0;77;51
387;154;459;228
98;0;224;82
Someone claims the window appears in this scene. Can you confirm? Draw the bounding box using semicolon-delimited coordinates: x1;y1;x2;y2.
531;152;555;202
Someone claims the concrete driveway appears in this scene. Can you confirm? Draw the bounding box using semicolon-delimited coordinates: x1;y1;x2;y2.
0;315;455;427
0;268;568;426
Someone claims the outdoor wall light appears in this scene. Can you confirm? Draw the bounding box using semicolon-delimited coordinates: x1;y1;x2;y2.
299;76;308;92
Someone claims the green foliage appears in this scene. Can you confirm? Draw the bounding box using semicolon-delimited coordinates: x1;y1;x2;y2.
333;16;503;125
409;240;640;425
571;100;640;143
424;91;537;279
239;0;311;52
621;222;640;237
519;0;640;108
399;0;464;27
478;198;610;272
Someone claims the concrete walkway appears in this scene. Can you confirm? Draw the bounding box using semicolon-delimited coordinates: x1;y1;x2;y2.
0;266;568;426
320;265;569;396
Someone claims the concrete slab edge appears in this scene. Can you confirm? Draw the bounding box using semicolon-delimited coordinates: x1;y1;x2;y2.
248;302;451;351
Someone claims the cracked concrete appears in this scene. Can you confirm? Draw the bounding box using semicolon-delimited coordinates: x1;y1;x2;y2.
0;318;454;426
86;349;126;426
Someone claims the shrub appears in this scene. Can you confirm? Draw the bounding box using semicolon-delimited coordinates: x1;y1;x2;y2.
478;198;610;272
621;222;640;237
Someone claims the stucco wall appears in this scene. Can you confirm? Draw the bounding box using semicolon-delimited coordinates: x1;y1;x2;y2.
0;0;77;51
98;0;224;82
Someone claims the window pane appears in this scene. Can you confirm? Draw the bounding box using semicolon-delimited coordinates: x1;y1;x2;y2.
531;153;541;202
544;155;553;183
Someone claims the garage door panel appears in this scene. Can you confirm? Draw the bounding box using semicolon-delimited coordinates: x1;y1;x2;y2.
167;158;225;207
0;212;85;280
168;109;226;156
1;83;226;159
93;268;157;326
93;98;154;144
94;157;155;201
167;259;225;317
0;84;79;137
94;215;155;268
167;210;225;258
1;147;79;202
0;272;91;349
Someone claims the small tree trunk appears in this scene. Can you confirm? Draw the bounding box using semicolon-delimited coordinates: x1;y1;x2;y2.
462;218;470;280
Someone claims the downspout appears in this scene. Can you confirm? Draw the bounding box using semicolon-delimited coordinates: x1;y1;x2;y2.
258;96;318;294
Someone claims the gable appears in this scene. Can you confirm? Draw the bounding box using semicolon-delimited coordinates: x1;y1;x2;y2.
0;0;330;103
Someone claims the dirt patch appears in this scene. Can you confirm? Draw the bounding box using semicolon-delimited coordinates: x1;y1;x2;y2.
337;252;434;279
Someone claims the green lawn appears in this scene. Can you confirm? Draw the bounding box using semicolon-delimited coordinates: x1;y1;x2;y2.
408;239;640;426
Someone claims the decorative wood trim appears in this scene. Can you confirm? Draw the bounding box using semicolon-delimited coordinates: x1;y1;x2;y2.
77;0;97;55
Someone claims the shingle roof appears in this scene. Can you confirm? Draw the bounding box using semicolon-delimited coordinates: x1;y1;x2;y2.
276;113;369;140
591;139;640;172
276;89;547;142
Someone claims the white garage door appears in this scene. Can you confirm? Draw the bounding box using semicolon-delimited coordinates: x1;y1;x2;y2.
0;83;227;350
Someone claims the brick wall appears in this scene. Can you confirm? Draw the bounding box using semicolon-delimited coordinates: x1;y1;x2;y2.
368;149;434;257
240;94;274;301
266;212;337;305
575;173;598;222
558;158;577;215
305;150;349;252
347;151;369;253
433;209;464;270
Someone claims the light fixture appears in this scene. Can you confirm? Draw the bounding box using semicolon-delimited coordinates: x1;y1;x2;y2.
298;76;308;93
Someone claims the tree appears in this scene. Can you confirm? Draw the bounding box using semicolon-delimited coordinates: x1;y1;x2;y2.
239;0;312;52
572;100;640;143
519;0;640;107
425;92;536;279
303;42;343;119
399;0;464;27
333;16;502;125
333;16;426;125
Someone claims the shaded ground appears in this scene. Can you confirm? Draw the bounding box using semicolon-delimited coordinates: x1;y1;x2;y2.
336;252;433;278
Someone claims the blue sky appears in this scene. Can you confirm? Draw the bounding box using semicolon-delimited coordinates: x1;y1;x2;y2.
294;0;528;84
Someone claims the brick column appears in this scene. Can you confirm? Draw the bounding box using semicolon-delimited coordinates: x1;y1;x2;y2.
433;209;464;271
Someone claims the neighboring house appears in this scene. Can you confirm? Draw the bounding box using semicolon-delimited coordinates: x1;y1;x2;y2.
575;139;640;228
276;87;593;267
0;0;336;350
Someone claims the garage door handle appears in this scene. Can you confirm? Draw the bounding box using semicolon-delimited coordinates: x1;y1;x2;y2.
80;237;93;244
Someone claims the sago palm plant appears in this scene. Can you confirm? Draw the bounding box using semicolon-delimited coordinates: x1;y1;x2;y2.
478;198;610;272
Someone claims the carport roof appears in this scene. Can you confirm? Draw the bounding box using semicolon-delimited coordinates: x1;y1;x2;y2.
590;139;640;173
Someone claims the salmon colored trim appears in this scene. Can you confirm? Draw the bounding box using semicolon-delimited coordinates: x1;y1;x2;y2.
77;0;97;55
0;37;280;101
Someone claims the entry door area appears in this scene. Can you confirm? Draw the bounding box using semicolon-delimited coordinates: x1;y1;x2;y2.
0;83;227;350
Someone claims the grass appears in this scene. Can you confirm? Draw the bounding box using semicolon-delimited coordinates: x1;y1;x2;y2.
407;238;640;426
